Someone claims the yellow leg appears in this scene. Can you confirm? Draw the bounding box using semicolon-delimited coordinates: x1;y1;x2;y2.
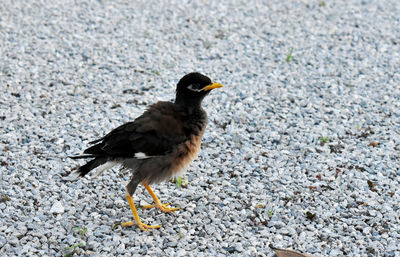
121;192;161;231
142;183;179;212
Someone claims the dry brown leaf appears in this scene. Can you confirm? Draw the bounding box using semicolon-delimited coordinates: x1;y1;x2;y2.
271;246;317;257
305;211;316;221
367;180;375;188
369;141;379;147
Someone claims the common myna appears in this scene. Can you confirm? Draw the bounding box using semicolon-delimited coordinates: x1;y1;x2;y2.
71;72;223;231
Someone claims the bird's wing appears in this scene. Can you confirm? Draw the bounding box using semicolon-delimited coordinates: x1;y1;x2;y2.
83;103;187;158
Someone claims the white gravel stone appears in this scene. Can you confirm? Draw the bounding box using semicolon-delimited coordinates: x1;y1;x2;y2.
49;201;65;214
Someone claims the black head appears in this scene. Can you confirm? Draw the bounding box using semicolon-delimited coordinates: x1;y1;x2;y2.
175;72;223;107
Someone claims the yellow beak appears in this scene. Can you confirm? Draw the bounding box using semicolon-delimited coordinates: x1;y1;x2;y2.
201;82;223;91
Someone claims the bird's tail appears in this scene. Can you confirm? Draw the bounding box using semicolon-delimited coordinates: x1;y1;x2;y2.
69;155;95;159
75;157;108;177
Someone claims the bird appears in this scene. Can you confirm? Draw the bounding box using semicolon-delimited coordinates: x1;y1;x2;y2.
70;72;223;231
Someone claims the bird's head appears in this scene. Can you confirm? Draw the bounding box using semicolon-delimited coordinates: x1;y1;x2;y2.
175;72;223;107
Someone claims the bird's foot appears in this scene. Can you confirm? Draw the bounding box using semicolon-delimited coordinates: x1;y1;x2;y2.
142;203;179;212
120;220;161;231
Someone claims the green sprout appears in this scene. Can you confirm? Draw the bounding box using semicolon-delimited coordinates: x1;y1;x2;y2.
318;136;332;145
63;243;84;257
0;194;11;203
151;69;160;76
175;176;188;188
286;47;294;63
267;210;273;217
73;227;88;238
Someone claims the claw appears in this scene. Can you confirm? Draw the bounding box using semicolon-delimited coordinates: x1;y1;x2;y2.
142;203;170;208
142;203;179;212
142;184;179;213
121;221;161;231
124;192;161;231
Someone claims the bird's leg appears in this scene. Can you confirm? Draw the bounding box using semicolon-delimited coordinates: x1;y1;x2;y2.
142;183;179;212
121;191;161;231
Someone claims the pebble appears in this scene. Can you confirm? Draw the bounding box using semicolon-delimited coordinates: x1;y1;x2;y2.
49;201;65;214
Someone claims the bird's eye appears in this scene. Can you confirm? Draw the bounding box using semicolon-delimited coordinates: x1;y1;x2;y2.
187;84;201;92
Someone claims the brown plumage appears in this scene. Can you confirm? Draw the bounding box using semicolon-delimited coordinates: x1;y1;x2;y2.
71;72;222;231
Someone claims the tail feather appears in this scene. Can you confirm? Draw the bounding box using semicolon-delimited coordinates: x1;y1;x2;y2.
76;158;107;177
69;155;96;159
89;137;104;144
83;143;105;156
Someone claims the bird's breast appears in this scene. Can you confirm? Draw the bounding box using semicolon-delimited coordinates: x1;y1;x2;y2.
170;130;205;177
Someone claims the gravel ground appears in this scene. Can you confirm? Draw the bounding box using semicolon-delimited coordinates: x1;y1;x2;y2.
1;0;400;256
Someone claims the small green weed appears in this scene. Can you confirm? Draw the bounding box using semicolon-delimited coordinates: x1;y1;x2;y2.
0;194;11;203
63;243;84;257
175;176;188;189
286;47;294;63
73;227;88;238
318;136;332;145
151;69;160;76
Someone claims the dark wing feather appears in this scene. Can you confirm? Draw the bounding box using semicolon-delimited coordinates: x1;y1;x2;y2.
83;102;187;158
